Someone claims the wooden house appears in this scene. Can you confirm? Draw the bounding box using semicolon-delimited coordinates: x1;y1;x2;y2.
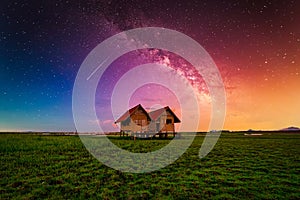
149;106;181;137
115;104;151;135
115;104;180;138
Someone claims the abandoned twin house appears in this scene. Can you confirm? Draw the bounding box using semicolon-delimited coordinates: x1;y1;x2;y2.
115;104;181;138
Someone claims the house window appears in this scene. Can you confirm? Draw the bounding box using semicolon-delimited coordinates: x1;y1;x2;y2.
166;119;172;124
134;120;142;126
122;118;130;126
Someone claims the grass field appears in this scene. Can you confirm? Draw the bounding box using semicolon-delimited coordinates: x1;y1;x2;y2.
1;132;300;199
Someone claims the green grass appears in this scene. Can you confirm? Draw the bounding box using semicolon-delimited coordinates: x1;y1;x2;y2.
1;133;300;199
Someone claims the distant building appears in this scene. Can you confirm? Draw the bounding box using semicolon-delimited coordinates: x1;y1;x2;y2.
115;104;180;138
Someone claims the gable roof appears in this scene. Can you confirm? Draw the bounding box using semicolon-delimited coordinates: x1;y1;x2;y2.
149;106;181;123
115;104;151;123
115;105;181;123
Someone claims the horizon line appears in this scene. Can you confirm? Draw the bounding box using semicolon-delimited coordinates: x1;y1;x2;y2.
1;128;300;134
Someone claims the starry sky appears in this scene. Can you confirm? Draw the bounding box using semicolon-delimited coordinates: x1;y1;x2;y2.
1;0;299;132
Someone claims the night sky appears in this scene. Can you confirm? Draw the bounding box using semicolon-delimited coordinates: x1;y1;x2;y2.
1;0;299;132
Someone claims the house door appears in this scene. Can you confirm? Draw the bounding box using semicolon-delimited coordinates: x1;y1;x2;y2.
156;123;160;132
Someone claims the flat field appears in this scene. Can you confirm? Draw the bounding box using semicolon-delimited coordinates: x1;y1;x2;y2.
1;133;300;199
